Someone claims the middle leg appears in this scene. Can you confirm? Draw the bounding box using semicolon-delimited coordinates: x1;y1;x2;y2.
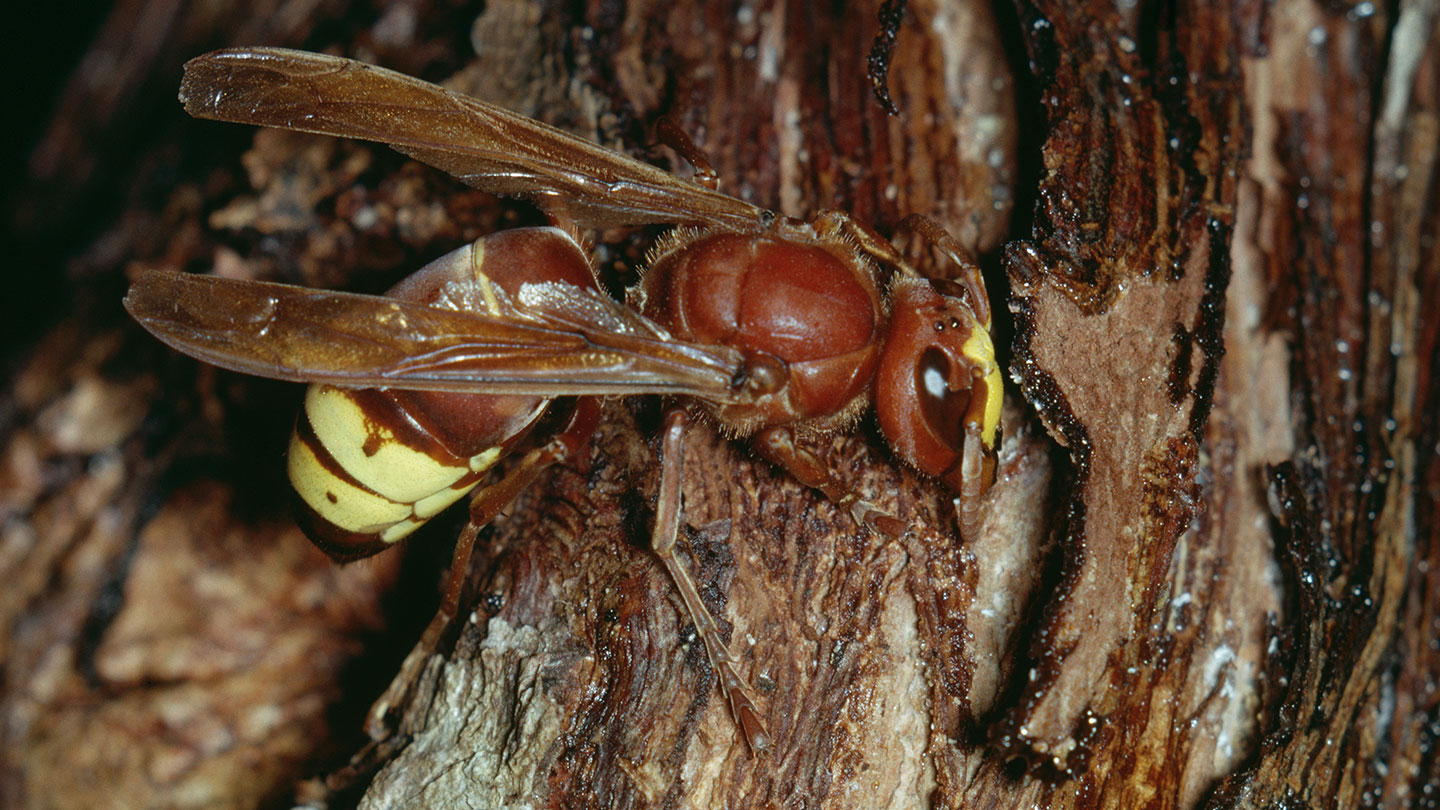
652;408;771;754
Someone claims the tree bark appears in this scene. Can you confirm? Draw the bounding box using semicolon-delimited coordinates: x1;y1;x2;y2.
1;1;1434;809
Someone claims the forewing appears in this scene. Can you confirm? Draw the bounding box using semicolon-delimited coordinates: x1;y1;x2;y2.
178;47;773;231
124;269;746;400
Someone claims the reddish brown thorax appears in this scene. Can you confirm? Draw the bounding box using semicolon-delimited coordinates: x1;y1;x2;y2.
634;230;884;434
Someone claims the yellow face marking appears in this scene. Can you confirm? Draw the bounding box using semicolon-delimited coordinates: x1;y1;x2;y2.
961;327;1003;450
288;432;411;533
304;385;471;503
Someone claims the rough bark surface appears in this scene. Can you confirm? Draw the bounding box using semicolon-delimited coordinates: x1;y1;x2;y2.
1;1;1434;809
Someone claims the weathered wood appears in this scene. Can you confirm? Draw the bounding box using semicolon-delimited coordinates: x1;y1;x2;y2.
2;1;1435;808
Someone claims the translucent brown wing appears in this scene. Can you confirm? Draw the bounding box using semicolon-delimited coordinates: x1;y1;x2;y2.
124;269;747;400
178;47;773;231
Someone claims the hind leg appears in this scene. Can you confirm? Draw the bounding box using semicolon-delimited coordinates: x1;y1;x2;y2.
364;400;602;739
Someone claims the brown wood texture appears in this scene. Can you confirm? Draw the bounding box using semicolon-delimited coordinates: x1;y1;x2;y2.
1;1;1435;808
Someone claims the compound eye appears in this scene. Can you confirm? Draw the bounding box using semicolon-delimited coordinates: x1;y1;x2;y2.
917;346;970;454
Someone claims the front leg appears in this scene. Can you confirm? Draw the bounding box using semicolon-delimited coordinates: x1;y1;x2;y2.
752;426;906;538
